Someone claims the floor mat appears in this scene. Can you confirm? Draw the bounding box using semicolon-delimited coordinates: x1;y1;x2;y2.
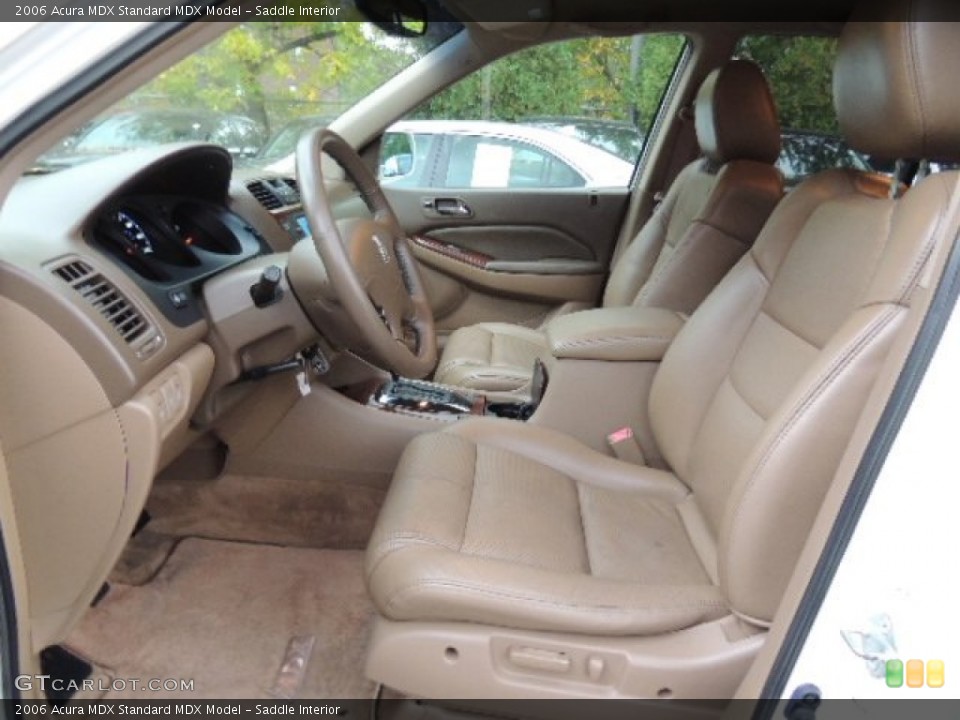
67;538;377;699
145;473;385;550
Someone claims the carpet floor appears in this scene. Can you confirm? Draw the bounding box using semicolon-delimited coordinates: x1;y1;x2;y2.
67;538;377;700
143;473;385;551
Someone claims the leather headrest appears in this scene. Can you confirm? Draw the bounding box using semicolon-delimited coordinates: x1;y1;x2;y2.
695;59;780;166
835;0;960;160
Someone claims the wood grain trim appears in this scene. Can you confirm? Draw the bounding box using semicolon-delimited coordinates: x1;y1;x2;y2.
411;234;493;269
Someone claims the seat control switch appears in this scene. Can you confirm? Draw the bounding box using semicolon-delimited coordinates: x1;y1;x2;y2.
507;647;571;674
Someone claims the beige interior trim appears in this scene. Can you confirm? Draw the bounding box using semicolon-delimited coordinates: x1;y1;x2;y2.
202;252;319;391
226;382;458;490
0;434;39;696
131;344;215;471
530;360;665;466
546;307;685;362
677;495;719;585
366;616;765;700
412;243;604;304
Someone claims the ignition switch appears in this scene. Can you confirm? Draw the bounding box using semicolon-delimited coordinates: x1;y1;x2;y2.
250;265;284;308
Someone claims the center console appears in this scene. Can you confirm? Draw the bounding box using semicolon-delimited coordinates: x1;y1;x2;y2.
369;377;538;421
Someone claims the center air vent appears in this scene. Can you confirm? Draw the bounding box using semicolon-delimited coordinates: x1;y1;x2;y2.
52;258;162;358
247;177;300;211
246;180;282;210
282;178;300;203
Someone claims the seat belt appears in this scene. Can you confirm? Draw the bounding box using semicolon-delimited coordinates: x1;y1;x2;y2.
606;426;647;465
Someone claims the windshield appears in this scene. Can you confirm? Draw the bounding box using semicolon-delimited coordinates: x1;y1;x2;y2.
34;15;461;173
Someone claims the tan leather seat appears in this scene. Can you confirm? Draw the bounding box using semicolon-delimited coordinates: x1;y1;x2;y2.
367;10;960;656
434;59;784;394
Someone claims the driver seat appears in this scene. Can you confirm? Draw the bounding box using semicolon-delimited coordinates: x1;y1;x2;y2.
433;59;784;395
364;9;960;699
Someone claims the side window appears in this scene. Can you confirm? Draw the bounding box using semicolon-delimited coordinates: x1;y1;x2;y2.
735;35;885;185
380;33;688;190
441;136;586;189
380;132;435;188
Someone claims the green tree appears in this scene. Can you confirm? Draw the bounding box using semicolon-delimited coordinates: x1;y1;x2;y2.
125;22;439;135
736;35;839;134
411;33;687;162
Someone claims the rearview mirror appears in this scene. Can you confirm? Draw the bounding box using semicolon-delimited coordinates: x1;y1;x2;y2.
356;0;428;37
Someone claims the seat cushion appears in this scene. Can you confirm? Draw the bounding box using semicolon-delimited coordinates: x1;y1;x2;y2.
433;323;547;393
365;419;727;636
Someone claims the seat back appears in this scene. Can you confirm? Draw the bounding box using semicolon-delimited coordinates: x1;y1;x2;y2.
649;11;960;625
603;60;783;315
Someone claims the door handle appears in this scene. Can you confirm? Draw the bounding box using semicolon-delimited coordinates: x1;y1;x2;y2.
423;197;474;218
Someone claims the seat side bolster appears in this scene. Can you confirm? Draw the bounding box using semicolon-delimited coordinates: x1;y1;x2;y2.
448;418;689;501
720;304;905;624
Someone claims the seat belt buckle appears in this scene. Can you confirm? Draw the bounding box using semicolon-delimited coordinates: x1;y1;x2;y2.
606;426;646;465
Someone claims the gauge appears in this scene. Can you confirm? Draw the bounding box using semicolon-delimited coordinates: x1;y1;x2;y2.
171;203;242;255
113;210;155;256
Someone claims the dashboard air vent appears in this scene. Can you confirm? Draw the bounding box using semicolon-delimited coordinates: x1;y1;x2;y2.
246;179;283;211
247;178;300;211
283;178;300;203
52;259;154;347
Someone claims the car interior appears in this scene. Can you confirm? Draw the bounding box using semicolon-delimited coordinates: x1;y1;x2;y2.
0;0;958;709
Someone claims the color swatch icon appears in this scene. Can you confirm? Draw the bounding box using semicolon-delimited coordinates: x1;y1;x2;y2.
886;659;903;688
885;659;944;688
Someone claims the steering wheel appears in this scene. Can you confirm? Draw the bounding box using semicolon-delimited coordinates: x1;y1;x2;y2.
295;128;436;378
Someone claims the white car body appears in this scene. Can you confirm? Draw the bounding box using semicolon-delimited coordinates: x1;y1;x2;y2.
269;118;636;188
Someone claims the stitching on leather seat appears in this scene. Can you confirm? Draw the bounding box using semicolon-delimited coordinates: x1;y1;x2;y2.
553;335;673;352
722;306;901;580
460;442;478;553
384;578;726;618
574;482;593;576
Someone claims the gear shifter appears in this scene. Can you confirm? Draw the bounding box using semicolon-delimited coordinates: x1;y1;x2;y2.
375;378;475;415
529;358;549;412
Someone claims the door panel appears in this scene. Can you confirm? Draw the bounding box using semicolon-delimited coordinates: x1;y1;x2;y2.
387;186;629;334
426;225;596;263
410;242;604;303
389;186;628;265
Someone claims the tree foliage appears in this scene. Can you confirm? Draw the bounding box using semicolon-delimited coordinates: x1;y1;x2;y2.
415;34;687;131
126;22;442;134
122;25;841;154
736;35;839;134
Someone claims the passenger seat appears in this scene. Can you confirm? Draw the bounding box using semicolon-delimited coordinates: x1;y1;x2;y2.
434;59;784;394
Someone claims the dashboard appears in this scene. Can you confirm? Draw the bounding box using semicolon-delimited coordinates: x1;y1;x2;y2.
91;195;267;327
0;142;313;406
0;141;327;647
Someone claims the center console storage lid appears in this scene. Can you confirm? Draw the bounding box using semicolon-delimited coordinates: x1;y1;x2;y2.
546;306;686;362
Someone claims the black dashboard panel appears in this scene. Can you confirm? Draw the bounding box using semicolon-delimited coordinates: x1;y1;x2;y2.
69;144;272;327
88;195;267;326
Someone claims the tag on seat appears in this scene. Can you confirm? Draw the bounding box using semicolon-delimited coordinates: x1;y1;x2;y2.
606;426;646;465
